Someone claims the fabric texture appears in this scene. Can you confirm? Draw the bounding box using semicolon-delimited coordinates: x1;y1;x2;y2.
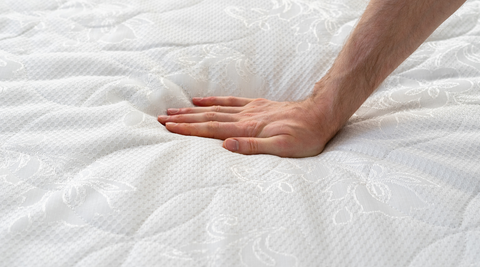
1;0;480;266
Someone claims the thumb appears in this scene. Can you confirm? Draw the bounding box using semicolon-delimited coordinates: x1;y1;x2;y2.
223;136;291;157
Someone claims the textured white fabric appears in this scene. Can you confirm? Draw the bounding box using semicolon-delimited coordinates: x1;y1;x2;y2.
1;0;480;266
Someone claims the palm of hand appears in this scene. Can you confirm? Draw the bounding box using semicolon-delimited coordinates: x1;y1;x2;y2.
158;96;339;157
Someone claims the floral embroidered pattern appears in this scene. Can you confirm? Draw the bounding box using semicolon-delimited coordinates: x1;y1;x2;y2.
231;159;332;193
3;1;152;45
354;68;473;133
59;1;153;44
164;215;298;267
457;43;480;72
326;163;438;224
225;0;357;52
390;68;472;109
232;157;438;225
166;45;266;98
1;142;135;233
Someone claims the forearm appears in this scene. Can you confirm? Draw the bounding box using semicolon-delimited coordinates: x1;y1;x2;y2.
311;0;466;128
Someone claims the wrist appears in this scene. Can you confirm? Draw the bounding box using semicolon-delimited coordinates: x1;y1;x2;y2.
308;72;369;130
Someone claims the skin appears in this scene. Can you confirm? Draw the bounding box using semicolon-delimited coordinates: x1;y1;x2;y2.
158;0;467;158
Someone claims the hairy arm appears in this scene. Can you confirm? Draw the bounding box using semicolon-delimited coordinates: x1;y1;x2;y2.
312;0;467;130
158;0;466;158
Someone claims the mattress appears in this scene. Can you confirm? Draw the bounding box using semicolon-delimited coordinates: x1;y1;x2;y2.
1;0;479;266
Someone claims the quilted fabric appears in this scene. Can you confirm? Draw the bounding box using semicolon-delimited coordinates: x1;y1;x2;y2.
1;0;479;266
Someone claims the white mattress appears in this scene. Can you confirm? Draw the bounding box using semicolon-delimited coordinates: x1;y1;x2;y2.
1;0;480;266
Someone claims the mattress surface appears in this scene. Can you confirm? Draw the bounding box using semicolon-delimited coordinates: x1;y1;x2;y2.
1;0;480;266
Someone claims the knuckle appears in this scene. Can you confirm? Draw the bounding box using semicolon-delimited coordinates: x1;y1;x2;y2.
252;98;267;104
171;114;183;122
240;113;254;118
212;105;221;112
175;123;191;135
248;98;268;109
207;121;220;139
290;106;303;113
207;121;220;130
244;121;261;136
246;138;258;154
204;112;216;120
180;122;189;129
227;96;236;104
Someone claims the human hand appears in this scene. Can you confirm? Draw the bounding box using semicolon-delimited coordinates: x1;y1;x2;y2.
157;93;344;158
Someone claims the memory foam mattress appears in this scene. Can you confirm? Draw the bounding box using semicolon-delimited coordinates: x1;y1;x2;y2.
1;0;480;266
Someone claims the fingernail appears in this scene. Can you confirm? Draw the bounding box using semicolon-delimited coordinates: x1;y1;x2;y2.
192;97;202;101
166;122;177;126
157;115;168;120
168;108;179;114
225;139;239;152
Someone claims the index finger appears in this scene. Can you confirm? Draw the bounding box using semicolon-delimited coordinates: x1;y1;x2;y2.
192;96;253;107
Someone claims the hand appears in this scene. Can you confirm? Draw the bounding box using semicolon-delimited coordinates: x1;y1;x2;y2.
157;94;343;158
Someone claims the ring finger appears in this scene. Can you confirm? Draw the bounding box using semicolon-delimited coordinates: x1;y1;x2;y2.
158;112;239;124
